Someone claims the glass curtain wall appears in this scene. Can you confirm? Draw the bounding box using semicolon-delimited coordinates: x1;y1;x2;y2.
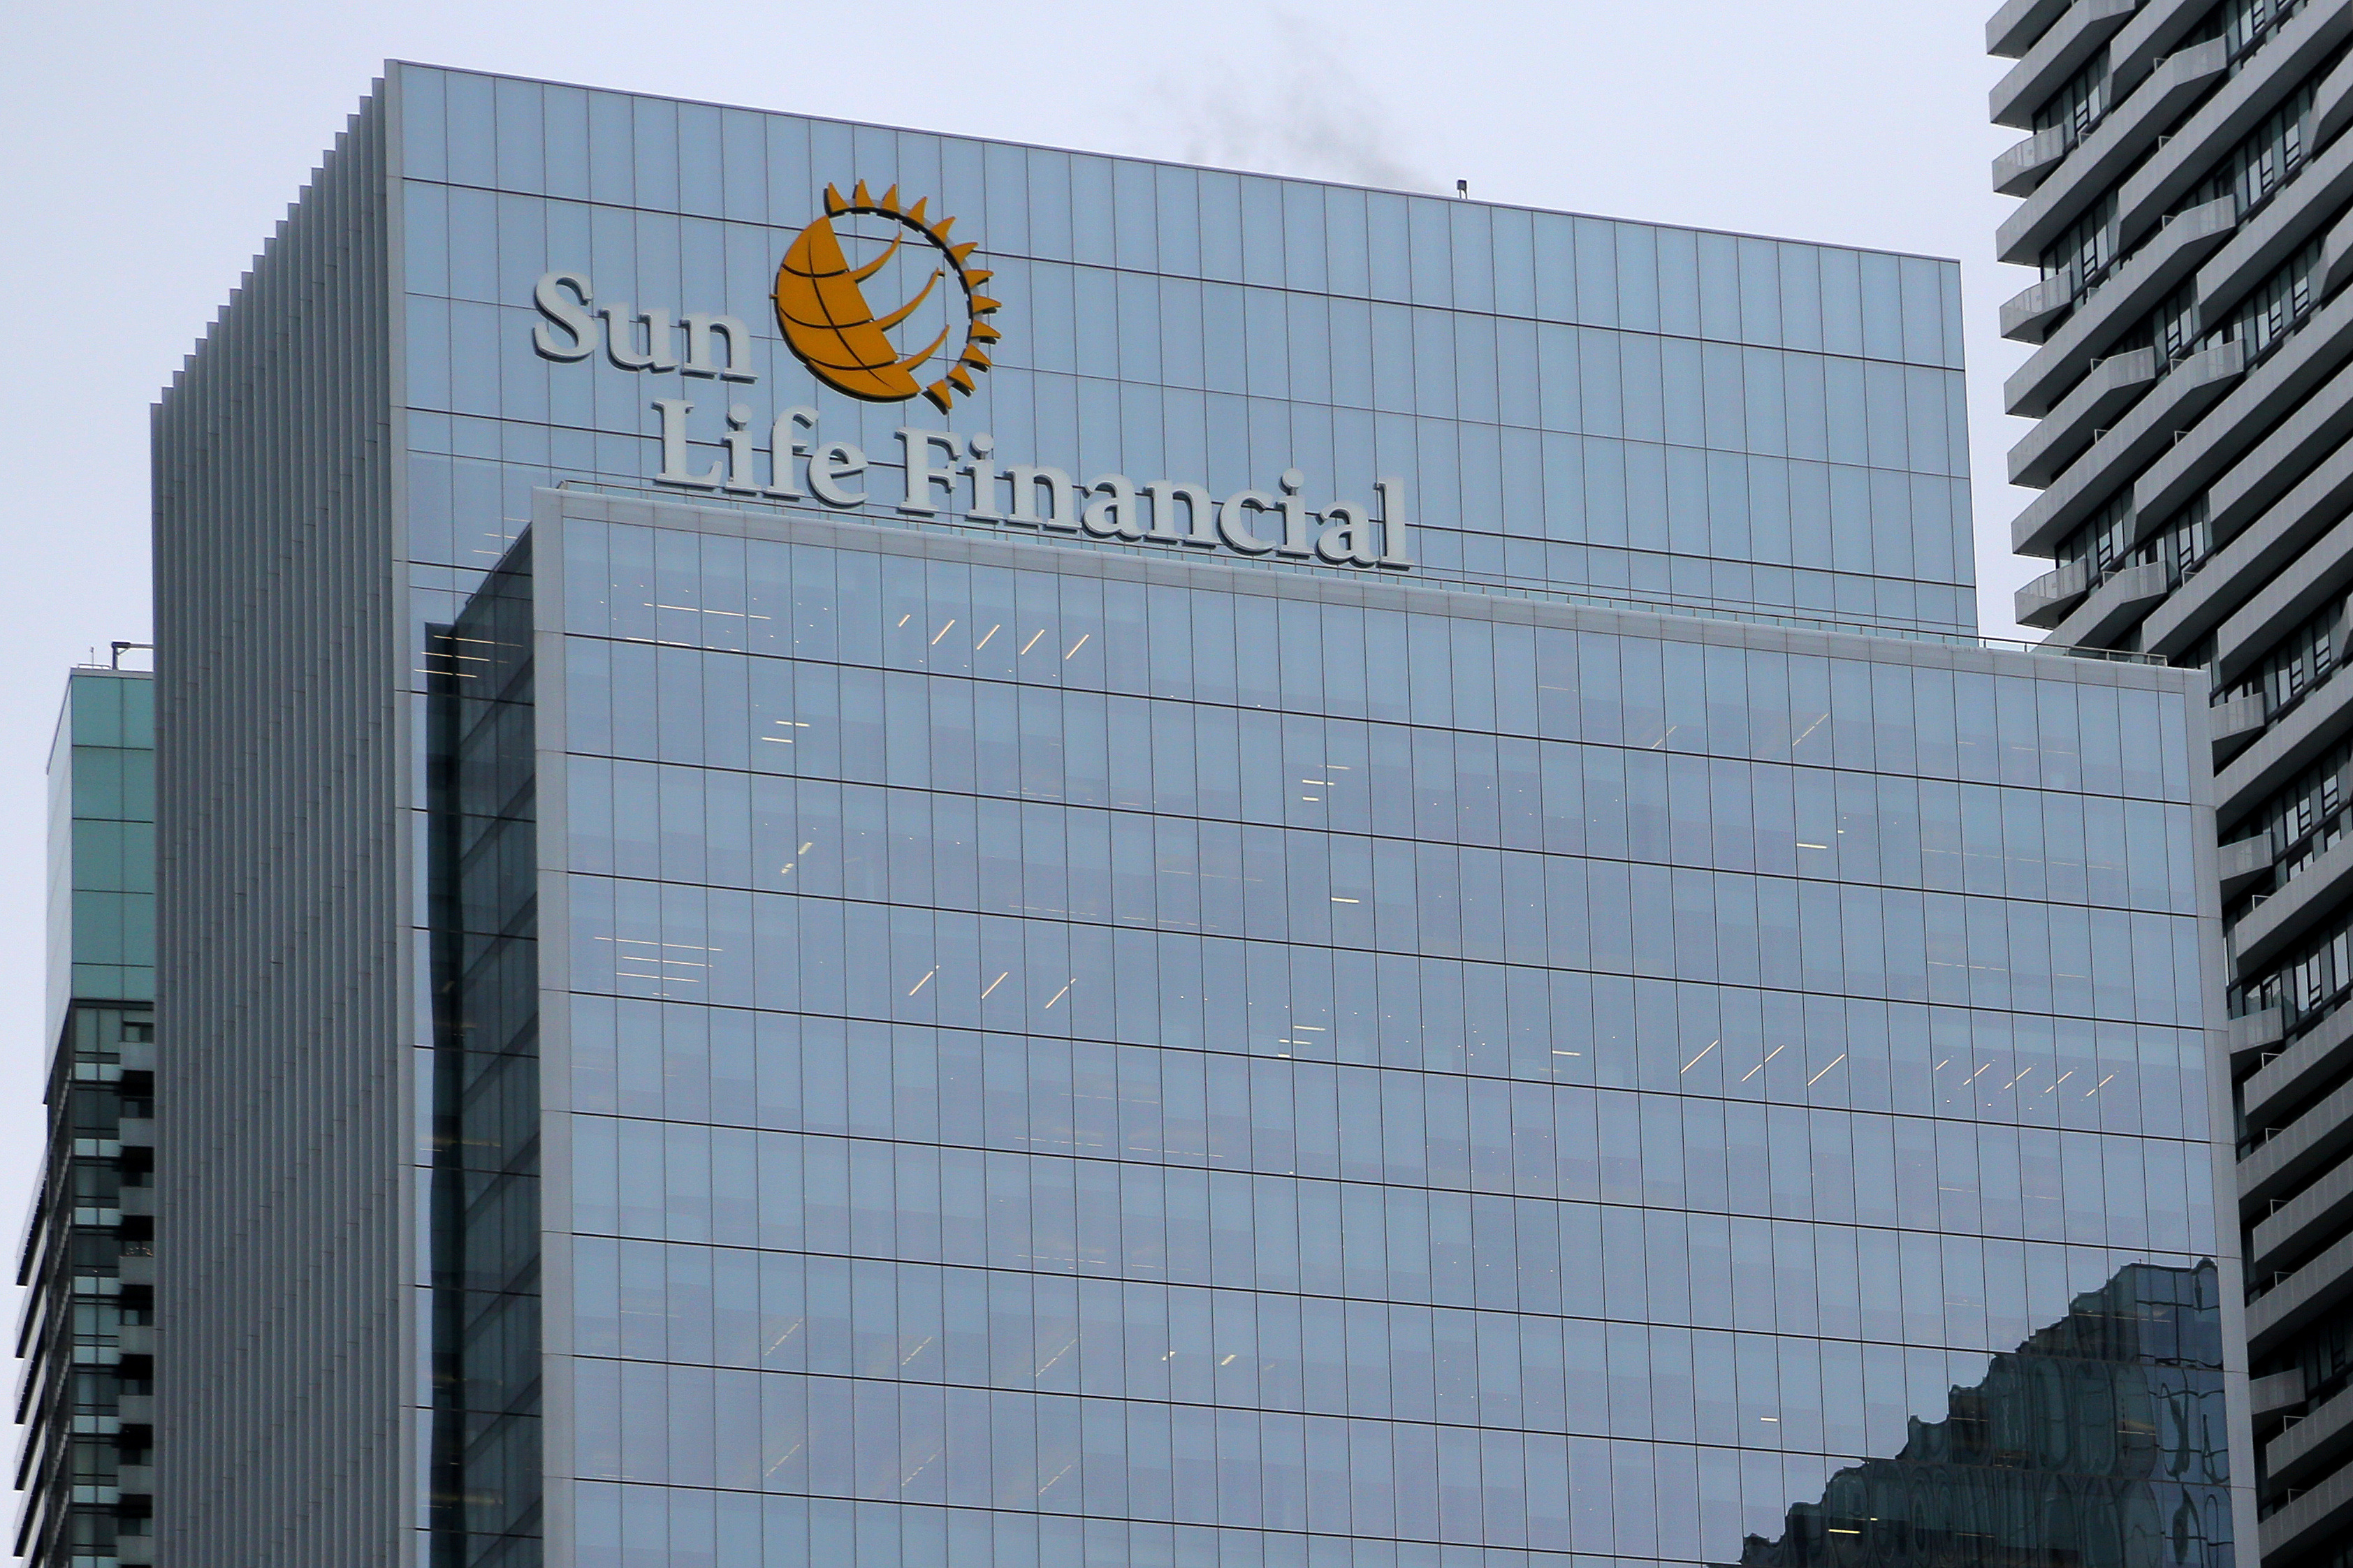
394;68;1976;644
514;497;2228;1568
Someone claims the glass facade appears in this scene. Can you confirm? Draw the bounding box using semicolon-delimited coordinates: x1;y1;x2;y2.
492;485;2229;1568
19;668;158;1568
150;61;2243;1568
47;673;156;1033
393;68;1976;642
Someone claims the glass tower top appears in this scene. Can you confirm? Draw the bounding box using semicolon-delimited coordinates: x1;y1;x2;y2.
46;669;156;1041
395;65;1976;639
22;667;157;1568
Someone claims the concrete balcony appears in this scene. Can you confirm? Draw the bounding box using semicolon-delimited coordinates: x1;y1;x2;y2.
117;1539;154;1567
2108;0;2225;92
2012;341;2243;556
2327;207;2353;298
2211;696;2268;761
2198;127;2353;325
2117;2;2353;249
2220;672;2353;823
2007;347;2157;486
1997;37;2231;265
2146;413;2353;664
1991;0;2138;128
1988;0;2073;59
2234;833;2353;974
2235;1004;2289;1063
2250;1226;2353;1358
2254;1148;2353;1277
1993;124;2071;197
2323;45;2353;145
2202;441;2353;663
2135;282;2353;561
2267;1377;2353;1490
2248;1003;2353;1129
2253;1366;2310;1424
2240;1070;2353;1209
2049;559;2169;647
2220;830;2275;897
2004;198;2238;419
2261;1444;2353;1560
116;1464;154;1498
2210;368;2353;545
2219;515;2353;683
2015;558;2092;627
1998;272;2076;343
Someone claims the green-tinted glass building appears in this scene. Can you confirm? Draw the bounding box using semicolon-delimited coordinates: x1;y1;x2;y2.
17;667;156;1567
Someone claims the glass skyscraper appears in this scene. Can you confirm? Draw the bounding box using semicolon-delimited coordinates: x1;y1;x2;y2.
144;63;2249;1568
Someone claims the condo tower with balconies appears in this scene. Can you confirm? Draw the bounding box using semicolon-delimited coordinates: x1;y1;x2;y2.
1990;0;2353;1560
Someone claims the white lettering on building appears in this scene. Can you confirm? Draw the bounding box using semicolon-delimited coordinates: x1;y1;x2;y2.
532;270;1412;571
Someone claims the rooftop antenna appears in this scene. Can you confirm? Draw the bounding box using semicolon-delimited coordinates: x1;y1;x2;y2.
1455;179;1469;198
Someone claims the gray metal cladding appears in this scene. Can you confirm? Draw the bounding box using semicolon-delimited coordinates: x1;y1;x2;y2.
150;83;407;1566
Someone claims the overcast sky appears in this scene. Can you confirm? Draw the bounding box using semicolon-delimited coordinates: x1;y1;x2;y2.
0;1;2032;1221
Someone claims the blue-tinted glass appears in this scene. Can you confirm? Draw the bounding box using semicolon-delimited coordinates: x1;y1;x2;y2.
512;486;2224;1563
371;70;2219;1568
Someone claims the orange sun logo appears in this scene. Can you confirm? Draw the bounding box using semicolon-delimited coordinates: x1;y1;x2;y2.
773;182;1002;412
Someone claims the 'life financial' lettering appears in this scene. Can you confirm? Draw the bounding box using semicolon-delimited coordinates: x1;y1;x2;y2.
532;270;1413;571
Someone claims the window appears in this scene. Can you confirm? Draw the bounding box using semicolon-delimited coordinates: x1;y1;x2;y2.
2224;590;2347;723
2184;0;2311;62
2155;497;2212;589
2185;79;2317;222
2040;193;2118;303
2033;47;2111;144
2054;492;2136;581
2212;234;2324;362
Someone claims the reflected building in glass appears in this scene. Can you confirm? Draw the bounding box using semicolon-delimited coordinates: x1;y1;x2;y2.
149;64;2250;1568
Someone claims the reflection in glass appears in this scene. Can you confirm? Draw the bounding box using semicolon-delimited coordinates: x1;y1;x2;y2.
428;543;545;1568
1719;1263;2229;1568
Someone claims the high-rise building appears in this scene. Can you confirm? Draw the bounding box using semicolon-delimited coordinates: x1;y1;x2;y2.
152;64;2246;1568
15;665;156;1567
1987;1;2353;1561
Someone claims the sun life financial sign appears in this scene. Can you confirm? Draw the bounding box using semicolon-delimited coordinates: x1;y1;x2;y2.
525;184;1412;571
